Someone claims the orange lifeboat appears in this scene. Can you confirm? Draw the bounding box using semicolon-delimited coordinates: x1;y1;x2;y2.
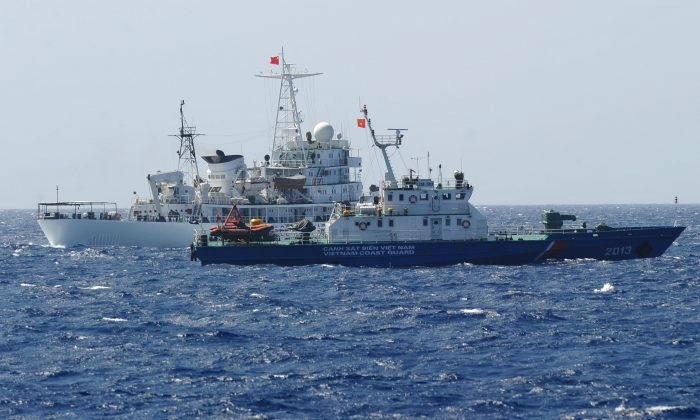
209;205;274;242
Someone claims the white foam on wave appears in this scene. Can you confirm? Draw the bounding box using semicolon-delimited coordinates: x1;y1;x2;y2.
461;308;486;315
594;283;615;293
102;317;128;322
20;283;37;287
81;285;111;290
615;403;690;417
645;405;689;415
452;308;498;317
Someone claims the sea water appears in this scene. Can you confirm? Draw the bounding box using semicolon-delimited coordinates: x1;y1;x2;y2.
1;205;698;418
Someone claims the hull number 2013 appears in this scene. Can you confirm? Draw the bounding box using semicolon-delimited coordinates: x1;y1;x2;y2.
605;246;632;257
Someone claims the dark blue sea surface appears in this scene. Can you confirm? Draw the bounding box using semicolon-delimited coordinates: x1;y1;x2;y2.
1;205;698;418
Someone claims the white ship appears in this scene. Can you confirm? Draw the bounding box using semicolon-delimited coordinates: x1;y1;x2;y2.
37;52;363;248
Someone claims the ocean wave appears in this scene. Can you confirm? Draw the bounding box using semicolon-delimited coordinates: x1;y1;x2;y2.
2;205;698;418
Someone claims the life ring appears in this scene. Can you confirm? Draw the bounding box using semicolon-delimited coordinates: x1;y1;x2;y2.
358;222;368;231
409;194;417;204
462;220;471;229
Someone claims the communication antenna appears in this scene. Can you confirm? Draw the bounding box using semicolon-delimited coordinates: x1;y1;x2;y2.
411;152;432;179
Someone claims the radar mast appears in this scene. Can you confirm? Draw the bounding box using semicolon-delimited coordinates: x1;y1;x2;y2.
256;49;322;166
169;100;204;186
361;105;406;189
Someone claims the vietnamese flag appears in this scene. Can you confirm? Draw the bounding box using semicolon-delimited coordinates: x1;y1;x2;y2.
357;118;366;128
270;56;280;65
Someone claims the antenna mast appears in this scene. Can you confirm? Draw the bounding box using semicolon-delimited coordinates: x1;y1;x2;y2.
256;49;322;166
169;100;204;186
411;152;432;179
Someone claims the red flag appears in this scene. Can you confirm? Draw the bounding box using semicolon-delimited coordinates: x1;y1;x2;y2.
270;56;280;65
357;118;366;128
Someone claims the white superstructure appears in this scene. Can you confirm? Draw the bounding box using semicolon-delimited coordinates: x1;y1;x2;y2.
325;106;489;243
37;51;364;248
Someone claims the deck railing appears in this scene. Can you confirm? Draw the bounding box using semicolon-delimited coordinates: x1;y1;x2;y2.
37;201;120;220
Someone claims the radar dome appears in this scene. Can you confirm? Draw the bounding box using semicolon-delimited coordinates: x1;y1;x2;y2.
313;122;334;143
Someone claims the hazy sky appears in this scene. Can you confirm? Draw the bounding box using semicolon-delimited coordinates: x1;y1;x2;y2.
3;1;699;209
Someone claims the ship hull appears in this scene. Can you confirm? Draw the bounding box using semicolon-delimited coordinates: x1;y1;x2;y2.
543;226;685;260
37;218;204;248
196;239;552;267
195;226;684;267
